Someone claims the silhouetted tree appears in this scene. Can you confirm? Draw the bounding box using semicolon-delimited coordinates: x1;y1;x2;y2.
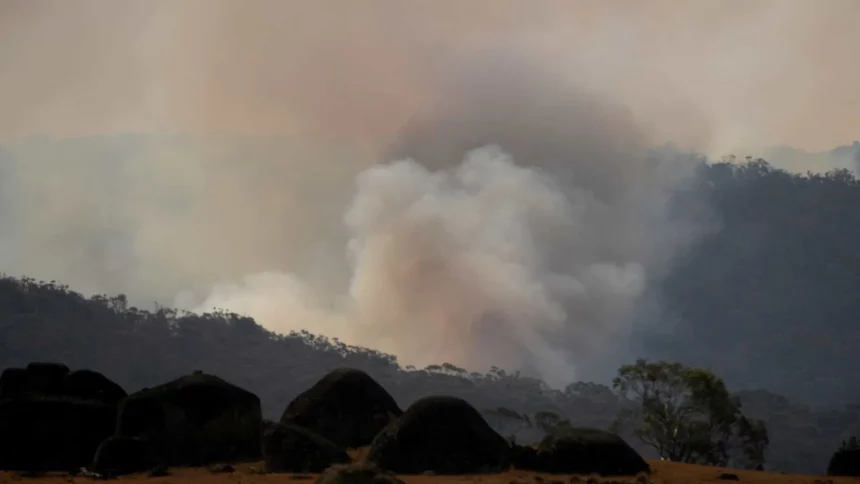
612;359;768;467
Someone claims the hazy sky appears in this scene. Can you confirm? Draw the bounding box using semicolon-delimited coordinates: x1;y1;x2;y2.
2;0;859;156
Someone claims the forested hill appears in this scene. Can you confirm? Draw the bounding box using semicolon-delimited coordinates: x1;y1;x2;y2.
0;276;858;475
1;158;860;474
648;158;860;405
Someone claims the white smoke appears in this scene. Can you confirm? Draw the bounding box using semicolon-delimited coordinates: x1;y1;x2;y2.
185;140;700;386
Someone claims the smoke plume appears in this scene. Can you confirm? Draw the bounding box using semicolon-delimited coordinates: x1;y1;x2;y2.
182;57;710;384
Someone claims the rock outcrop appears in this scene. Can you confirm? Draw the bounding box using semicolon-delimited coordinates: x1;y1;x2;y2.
531;428;650;475
92;436;154;475
262;422;351;473
281;368;402;448
0;362;124;471
116;371;262;466
366;396;510;474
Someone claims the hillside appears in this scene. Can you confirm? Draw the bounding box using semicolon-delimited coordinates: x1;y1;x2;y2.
649;158;860;405
0;274;856;475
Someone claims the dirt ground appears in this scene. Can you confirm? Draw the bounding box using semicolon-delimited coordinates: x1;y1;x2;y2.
1;459;856;484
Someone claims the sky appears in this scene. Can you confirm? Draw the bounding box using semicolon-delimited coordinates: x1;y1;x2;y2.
2;0;859;156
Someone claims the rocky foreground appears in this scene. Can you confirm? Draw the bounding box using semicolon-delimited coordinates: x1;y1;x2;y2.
0;363;652;477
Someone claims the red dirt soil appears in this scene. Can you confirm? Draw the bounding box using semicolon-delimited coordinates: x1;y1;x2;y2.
1;458;855;484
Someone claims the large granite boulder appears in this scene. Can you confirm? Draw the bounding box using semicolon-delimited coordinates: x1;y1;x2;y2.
281;368;402;448
0;362;70;398
0;396;117;471
0;362;125;471
366;396;510;474
532;428;650;475
64;369;127;405
92;436;154;475
263;422;350;473
116;371;262;466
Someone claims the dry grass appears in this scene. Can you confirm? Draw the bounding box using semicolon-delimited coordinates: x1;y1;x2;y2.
1;457;856;484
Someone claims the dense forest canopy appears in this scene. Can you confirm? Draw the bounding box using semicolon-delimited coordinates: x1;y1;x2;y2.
647;156;860;405
2;156;860;474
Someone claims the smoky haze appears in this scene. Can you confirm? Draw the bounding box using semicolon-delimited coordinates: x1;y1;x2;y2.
0;1;858;384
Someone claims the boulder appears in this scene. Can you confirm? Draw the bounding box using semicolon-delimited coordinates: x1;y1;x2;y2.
0;396;117;471
263;423;350;473
0;368;28;399
64;370;127;405
0;362;125;471
92;436;154;475
0;363;70;399
116;371;262;466
281;368;402;448
366;396;510;474
23;362;70;395
532;428;650;476
0;364;125;404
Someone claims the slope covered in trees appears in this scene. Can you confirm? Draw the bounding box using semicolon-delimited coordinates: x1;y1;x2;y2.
646;158;860;405
0;274;856;475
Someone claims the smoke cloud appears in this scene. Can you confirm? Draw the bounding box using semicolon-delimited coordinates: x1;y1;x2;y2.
188;142;700;385
2;0;859;153
0;1;857;383
182;58;710;384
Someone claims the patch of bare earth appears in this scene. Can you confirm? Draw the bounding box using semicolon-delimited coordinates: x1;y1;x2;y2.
1;457;854;484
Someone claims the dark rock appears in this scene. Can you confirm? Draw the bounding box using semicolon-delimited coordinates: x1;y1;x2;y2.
827;448;860;476
281;368;402;448
24;362;70;395
0;368;28;399
1;364;126;405
366;395;511;474
263;422;350;473
92;436;154;476
116;371;262;467
0;363;71;399
0;396;117;471
717;473;739;480
531;428;650;476
208;463;235;474
0;363;126;472
315;463;404;484
64;370;127;405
